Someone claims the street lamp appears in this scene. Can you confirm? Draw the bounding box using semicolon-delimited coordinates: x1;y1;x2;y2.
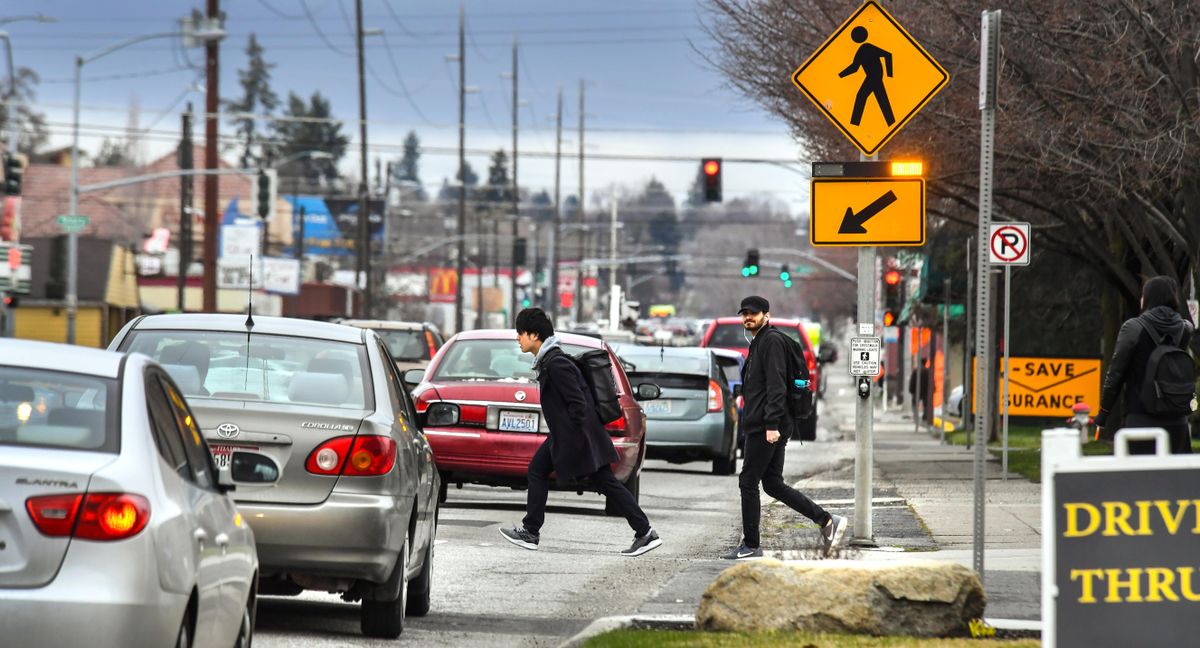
67;25;222;344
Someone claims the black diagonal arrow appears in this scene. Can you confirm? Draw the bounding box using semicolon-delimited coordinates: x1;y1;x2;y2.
838;190;898;234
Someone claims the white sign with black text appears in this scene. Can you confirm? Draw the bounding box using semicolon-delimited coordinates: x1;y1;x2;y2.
849;336;881;377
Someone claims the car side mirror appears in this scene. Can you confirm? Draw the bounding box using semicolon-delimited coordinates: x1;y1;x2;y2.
635;383;661;401
818;346;835;364
732;384;743;398
403;369;426;386
230;452;280;486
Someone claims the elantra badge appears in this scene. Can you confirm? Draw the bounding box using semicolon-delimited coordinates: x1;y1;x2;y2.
216;423;241;439
514;390;527;402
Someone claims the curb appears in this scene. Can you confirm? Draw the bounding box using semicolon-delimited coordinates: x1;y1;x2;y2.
558;614;694;648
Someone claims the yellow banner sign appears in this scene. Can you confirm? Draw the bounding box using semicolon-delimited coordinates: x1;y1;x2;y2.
810;177;924;246
972;357;1102;417
791;0;949;156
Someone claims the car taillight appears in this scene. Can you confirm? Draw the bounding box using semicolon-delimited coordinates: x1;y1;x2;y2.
26;492;149;541
425;331;438;360
306;436;354;475
736;395;744;410
344;436;397;476
708;380;723;412
459;404;487;425
426;402;460;426
604;416;627;433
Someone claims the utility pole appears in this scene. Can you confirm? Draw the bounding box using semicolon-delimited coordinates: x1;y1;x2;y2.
574;79;586;322
454;4;466;333
548;87;562;321
475;208;484;329
354;0;371;317
177;105;193;312
509;35;519;318
201;0;220;313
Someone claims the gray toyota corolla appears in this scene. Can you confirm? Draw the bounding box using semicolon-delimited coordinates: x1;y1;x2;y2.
110;313;440;638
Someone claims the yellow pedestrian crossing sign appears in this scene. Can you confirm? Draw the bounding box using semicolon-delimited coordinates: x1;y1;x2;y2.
791;0;949;156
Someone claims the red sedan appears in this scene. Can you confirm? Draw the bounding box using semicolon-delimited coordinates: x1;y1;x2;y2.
407;330;655;514
700;317;821;441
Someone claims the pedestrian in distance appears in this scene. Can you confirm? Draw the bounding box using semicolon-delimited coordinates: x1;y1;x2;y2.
500;308;663;556
723;296;847;560
1095;275;1196;455
909;359;931;421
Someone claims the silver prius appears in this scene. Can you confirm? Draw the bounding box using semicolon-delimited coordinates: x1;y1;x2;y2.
109;313;440;639
0;339;261;648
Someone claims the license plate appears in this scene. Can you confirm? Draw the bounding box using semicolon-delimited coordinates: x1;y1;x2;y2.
498;411;539;433
644;400;672;416
209;444;259;469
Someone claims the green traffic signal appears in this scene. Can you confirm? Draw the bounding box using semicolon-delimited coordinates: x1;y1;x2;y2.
741;267;751;277
749;265;759;275
784;279;793;288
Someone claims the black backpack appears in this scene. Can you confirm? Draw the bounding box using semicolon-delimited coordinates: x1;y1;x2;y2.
1135;320;1196;417
768;328;814;420
565;349;623;425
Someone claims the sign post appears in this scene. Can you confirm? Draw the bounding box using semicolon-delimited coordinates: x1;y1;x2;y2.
989;221;1030;480
792;0;948;547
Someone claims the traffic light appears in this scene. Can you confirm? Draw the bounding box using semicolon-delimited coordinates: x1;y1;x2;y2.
701;158;722;202
3;153;22;196
255;169;276;220
0;197;16;242
883;310;896;326
779;264;792;288
2;295;16;308
741;248;760;277
883;267;902;325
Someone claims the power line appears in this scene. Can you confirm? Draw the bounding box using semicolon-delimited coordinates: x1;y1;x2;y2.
300;0;351;56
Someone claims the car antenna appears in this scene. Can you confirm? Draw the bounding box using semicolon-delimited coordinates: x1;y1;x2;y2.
244;253;255;329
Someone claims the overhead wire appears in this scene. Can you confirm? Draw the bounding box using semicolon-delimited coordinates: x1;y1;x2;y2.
301;0;351;57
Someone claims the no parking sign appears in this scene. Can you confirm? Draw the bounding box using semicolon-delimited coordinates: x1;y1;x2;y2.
989;222;1030;265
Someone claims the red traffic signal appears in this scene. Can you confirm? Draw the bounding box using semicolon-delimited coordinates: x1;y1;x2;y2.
883;310;896;327
703;159;720;176
884;270;901;286
701;158;722;202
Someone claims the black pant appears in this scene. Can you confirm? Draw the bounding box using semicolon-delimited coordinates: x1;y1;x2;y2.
739;431;829;548
522;439;650;537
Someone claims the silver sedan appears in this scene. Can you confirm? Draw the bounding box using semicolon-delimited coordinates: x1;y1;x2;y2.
0;339;262;648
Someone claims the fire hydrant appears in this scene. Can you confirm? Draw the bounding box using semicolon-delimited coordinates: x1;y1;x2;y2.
1066;402;1092;444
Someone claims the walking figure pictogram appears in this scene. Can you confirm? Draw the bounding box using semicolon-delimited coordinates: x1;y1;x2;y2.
839;26;894;126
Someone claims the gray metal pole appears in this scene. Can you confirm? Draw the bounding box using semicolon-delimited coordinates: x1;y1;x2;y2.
354;0;371;317
548;88;562;320
1001;264;1011;480
964;236;973;437
509;35;519;319
575;79;585;322
973;9;1002;583
609;191;617;303
67;56;81;344
852;243;876;545
454;4;465;333
942;280;950;444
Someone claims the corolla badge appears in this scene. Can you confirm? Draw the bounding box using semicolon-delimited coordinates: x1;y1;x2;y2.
514;390;527;402
216;423;241;439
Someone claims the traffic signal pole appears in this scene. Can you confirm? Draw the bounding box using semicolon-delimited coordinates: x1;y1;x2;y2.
850;153;876;547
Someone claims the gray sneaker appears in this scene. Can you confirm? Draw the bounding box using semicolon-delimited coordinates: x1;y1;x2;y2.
499;525;540;551
721;543;763;560
821;514;847;556
620;528;662;557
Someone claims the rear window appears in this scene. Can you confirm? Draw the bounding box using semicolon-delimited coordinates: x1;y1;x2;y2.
715;357;742;384
123;330;372;410
376;329;429;361
708;323;749;348
430;339;591;383
618;351;710;376
0;367;118;452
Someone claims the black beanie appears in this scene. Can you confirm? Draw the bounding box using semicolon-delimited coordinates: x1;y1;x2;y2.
1141;275;1179;311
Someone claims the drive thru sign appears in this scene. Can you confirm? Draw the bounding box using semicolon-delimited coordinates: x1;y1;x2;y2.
791;0;949;156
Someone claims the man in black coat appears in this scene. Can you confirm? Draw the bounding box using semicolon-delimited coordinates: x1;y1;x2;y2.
500;308;662;556
723;296;847;560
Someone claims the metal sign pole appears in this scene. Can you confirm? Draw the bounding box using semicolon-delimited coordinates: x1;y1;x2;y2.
851;150;876;546
973;8;1002;583
1002;264;1011;480
942;280;950;444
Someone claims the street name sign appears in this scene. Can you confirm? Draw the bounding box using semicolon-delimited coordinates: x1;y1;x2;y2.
56;214;89;234
849;336;881;376
810;177;924;246
989;222;1031;265
791;0;949;155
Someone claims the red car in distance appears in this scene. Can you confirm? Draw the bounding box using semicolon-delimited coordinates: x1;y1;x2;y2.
404;330;660;514
700;317;820;441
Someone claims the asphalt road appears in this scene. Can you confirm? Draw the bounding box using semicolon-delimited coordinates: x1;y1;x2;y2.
254;455;753;647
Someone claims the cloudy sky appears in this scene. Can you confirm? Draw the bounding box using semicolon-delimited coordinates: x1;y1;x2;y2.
16;0;810;209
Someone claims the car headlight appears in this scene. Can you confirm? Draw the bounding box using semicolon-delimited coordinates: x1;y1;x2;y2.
426;402;460;426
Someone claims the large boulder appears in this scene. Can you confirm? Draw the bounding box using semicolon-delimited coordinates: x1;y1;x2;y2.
695;559;985;637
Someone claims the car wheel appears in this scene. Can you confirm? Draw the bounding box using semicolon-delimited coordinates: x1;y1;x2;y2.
234;595;254;648
792;415;817;441
437;478;448;505
605;471;639;516
712;437;738;476
405;533;434;617
361;535;409;638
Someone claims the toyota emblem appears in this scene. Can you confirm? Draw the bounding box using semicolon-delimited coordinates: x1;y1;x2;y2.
216;423;241;439
514;391;527;402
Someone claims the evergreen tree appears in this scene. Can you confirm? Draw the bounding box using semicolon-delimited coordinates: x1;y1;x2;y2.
0;67;48;155
484;149;512;203
438;161;479;202
92;138;131;167
272;91;348;186
391;130;426;200
224;34;279;168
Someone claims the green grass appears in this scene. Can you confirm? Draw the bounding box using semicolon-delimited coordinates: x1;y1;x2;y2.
942;425;1200;482
584;629;1039;648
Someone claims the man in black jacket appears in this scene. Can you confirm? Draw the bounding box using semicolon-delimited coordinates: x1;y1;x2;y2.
723;296;847;559
500;308;662;556
1095;276;1195;454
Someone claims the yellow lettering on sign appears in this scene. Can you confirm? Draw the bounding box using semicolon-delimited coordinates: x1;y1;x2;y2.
1071;569;1104;604
1178;567;1200;602
1144;568;1180;602
1064;503;1101;538
1104;568;1144;603
1101;502;1137;537
1156;500;1191;535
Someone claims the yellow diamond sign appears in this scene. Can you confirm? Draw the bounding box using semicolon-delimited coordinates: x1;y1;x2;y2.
792;0;949;156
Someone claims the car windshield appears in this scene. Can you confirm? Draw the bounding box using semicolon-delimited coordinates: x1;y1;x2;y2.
618;350;709;376
430;339;591;383
376;329;428;361
0;366;118;452
708;323;750;348
123;330;371;409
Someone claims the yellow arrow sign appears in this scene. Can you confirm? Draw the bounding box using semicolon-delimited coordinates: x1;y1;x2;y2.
792;1;949;156
810;177;924;246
